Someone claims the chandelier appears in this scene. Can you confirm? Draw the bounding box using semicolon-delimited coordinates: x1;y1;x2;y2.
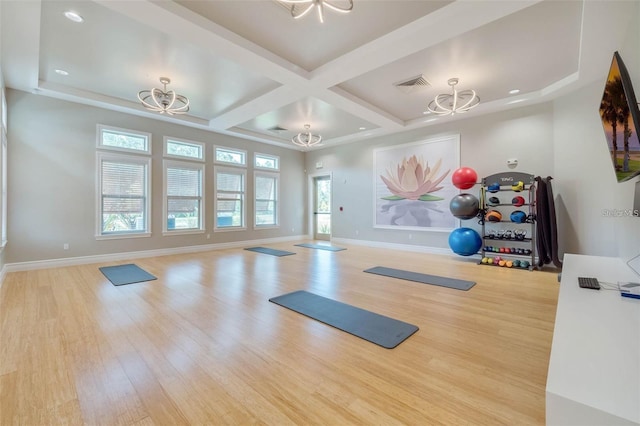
427;78;480;116
292;124;322;148
137;77;190;115
279;0;353;23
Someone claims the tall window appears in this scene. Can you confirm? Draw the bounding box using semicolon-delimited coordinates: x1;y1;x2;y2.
0;129;6;247
255;172;279;227
164;160;204;233
96;125;151;238
0;88;6;247
214;167;245;230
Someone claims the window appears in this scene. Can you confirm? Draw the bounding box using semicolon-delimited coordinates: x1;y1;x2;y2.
97;125;151;154
1;88;6;131
254;153;279;170
164;137;204;161
255;172;279;228
214;167;245;230
97;152;151;237
164;160;204;233
215;146;246;166
0;130;6;247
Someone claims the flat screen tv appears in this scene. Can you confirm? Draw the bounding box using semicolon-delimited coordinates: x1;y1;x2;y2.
599;51;640;182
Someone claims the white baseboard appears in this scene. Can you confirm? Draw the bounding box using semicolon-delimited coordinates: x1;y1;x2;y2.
331;237;463;257
4;235;306;273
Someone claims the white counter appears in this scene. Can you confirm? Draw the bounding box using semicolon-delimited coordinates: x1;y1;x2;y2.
546;254;640;425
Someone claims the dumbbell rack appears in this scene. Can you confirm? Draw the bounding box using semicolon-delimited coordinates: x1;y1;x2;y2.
479;172;536;271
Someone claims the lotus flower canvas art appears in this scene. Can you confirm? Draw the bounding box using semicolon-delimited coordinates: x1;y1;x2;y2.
380;155;449;201
373;136;459;230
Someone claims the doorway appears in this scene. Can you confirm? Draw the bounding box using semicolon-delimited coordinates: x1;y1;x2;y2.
312;175;331;241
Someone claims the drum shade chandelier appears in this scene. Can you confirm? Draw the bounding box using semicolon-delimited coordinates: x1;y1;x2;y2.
279;0;353;23
137;77;190;115
427;78;480;116
292;124;322;148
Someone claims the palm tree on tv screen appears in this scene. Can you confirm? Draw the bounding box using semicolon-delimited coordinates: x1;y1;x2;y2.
600;76;626;170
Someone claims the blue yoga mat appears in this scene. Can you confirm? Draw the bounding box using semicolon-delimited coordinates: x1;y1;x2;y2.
364;266;475;291
295;243;346;251
99;264;157;286
244;247;295;256
269;290;419;349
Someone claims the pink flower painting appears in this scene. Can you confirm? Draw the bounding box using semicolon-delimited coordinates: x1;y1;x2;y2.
380;155;450;201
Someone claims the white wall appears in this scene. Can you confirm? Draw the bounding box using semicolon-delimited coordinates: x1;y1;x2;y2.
6;90;306;263
304;103;555;251
553;7;640;259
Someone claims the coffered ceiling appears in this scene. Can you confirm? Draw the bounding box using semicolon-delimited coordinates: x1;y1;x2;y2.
1;0;637;149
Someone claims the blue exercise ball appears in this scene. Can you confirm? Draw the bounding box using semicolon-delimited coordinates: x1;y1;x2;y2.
449;227;482;256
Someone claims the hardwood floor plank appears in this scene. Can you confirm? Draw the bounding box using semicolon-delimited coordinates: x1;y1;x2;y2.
0;243;559;425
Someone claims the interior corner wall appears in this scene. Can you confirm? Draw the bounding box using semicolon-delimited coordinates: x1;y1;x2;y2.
6;90;306;263
304;103;554;251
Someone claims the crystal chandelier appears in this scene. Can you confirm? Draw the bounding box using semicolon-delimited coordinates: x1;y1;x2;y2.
137;77;190;115
292;124;322;148
279;0;353;23
427;78;480;116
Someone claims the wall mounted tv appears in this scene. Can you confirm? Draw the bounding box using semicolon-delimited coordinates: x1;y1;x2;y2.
599;51;640;183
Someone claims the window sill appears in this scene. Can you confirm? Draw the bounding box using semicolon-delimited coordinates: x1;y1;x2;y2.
254;225;279;230
96;232;151;241
162;229;205;237
214;227;247;233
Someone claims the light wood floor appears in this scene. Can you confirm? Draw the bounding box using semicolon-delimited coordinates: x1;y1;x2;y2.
0;242;559;425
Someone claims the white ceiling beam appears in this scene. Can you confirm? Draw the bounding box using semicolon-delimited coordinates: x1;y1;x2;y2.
209;85;304;129
310;0;543;88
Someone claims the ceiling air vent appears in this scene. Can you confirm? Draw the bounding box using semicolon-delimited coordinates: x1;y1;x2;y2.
267;125;288;134
393;74;431;94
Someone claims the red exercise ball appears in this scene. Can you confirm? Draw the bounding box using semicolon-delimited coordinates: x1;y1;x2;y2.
452;167;478;190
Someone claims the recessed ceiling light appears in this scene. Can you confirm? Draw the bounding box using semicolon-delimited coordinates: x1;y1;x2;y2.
509;89;520;95
64;11;84;23
359;127;366;130
55;69;69;76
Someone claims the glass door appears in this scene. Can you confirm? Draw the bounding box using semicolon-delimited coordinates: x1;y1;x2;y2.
313;175;331;241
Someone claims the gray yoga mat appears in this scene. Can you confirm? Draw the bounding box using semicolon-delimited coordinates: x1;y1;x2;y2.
244;247;295;256
99;264;157;286
295;243;346;252
269;290;419;349
364;266;475;291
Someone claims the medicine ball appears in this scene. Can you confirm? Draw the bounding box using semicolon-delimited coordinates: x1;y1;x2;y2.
451;167;478;190
487;182;500;193
485;210;502;222
512;196;525;207
449;193;480;220
510;210;527;223
487;196;500;206
511;181;524;192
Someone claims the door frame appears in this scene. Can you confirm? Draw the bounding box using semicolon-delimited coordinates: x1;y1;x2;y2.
307;172;332;240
